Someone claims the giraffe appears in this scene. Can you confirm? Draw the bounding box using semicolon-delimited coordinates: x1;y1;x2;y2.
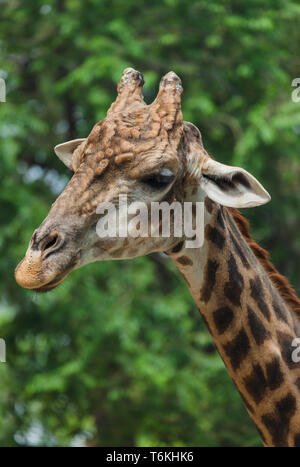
15;68;300;446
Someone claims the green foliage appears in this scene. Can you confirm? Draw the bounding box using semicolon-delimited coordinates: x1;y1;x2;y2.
0;0;299;446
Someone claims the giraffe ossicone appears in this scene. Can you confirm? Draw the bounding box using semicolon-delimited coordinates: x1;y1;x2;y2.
15;68;300;446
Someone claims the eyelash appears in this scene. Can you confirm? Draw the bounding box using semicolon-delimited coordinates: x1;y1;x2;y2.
142;173;175;189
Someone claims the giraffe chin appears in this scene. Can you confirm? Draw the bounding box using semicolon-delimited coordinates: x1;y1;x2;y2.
31;270;71;293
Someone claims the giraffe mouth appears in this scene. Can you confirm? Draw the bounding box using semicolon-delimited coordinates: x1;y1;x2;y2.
15;252;81;293
31;269;71;293
31;253;81;293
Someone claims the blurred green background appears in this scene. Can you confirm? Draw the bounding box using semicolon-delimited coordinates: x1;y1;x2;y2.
0;0;299;447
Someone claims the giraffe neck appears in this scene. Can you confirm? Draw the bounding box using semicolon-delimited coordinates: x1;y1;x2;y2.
168;198;300;446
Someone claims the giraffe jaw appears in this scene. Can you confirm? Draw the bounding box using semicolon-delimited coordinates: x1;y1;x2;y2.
30;269;72;293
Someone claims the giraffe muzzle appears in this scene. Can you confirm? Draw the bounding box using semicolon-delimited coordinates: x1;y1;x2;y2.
15;226;81;291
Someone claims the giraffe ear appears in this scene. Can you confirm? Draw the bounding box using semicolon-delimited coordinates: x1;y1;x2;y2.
54;138;86;170
200;159;271;208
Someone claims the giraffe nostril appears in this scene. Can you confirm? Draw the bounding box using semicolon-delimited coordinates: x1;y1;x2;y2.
40;233;62;255
44;236;58;251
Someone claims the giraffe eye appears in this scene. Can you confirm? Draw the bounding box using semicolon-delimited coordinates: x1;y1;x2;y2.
142;169;175;189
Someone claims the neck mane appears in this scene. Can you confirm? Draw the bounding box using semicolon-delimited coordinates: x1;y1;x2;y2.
228;207;300;318
167;197;300;447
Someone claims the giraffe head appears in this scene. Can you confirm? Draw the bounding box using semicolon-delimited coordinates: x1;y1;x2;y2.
15;68;270;292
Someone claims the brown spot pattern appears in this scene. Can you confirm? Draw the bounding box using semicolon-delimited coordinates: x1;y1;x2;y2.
177;255;193;266
200;259;219;303
224;254;244;307
223;328;250;371
205;225;225;250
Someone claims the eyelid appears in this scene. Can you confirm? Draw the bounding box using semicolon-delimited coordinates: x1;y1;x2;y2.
159;168;174;177
144;168;175;180
140;169;175;191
